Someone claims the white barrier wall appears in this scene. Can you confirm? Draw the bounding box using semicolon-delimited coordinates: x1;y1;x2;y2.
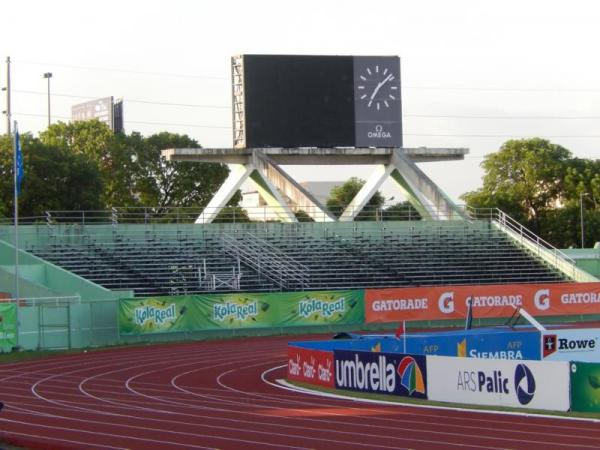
541;328;600;362
427;356;570;411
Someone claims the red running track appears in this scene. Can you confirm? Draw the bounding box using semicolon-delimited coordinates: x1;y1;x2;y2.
0;335;599;450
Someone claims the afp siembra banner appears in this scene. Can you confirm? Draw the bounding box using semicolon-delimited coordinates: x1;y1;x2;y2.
118;290;363;335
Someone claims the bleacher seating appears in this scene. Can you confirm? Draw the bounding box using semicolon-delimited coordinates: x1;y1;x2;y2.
25;221;567;296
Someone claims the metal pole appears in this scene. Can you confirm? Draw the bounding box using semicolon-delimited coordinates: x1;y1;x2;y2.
4;56;11;136
43;72;52;128
580;192;585;249
13;120;20;347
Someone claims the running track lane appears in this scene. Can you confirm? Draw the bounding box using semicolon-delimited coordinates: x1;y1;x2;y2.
0;335;599;450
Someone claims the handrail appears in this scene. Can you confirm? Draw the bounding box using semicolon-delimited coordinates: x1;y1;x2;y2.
462;207;593;281
220;232;310;289
494;209;576;265
0;204;428;226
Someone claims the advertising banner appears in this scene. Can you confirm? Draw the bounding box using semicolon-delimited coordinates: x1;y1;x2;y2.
191;293;276;330
570;362;600;412
0;303;17;350
271;290;364;327
119;290;364;335
426;356;570;411
541;329;600;362
365;282;600;323
118;297;195;335
403;330;540;360
287;346;335;388
334;349;427;399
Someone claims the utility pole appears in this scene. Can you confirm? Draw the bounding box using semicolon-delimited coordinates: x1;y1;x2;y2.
43;72;52;128
580;192;588;249
2;56;11;136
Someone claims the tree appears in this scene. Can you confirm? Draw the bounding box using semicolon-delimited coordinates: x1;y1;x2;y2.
326;177;385;220
40;120;113;160
40;123;232;212
563;158;600;208
131;132;230;212
40;120;138;207
0;133;103;217
461;138;571;231
381;201;422;221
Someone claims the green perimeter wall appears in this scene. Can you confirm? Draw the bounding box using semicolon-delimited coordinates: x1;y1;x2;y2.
562;248;600;278
570;362;600;412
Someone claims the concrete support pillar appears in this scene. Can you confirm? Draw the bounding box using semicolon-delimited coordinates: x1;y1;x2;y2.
195;163;253;224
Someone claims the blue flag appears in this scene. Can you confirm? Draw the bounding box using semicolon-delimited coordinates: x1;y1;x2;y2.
15;127;24;196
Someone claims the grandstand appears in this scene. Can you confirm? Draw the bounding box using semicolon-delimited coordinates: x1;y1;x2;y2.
9;207;570;298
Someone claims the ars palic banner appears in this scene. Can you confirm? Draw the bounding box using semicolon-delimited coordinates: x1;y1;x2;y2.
287;346;335;388
365;282;600;323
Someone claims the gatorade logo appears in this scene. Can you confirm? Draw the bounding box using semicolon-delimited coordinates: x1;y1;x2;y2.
534;289;551;311
438;292;455;314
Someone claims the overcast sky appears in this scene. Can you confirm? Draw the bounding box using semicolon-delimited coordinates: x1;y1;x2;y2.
2;0;599;203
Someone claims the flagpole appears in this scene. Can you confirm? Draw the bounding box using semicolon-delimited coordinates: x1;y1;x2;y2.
13;120;20;347
403;320;406;354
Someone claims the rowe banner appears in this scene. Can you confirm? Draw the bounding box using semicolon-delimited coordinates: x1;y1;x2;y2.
0;303;17;350
541;329;600;362
365;282;600;323
287;346;335;388
119;290;364;335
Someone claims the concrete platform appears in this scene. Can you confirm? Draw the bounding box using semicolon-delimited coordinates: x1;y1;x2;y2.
162;146;469;165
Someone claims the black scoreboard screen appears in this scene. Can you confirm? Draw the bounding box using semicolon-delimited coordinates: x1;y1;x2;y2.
234;54;402;148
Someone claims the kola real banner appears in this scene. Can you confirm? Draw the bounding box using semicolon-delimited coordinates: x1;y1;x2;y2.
119;290;364;335
0;303;17;350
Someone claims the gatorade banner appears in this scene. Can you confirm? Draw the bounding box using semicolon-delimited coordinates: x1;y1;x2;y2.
570;362;600;412
0;303;17;350
365;282;600;323
119;290;364;335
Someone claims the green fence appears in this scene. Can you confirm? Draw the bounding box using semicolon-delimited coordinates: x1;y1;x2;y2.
11;297;119;351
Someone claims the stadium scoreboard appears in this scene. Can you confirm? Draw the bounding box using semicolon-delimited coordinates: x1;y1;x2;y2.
232;54;403;149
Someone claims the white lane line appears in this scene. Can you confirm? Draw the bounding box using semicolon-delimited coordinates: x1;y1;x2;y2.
0;428;125;449
0;416;213;449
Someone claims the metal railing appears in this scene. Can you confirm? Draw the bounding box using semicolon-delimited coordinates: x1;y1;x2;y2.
221;232;310;289
0;204;428;226
464;207;595;281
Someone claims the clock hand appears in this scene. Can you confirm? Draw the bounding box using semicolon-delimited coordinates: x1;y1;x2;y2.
370;74;394;100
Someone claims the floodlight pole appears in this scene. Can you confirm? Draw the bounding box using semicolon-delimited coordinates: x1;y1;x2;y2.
43;72;52;128
2;56;10;136
580;192;588;249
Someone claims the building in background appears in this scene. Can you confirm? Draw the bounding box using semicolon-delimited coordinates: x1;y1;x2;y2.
71;96;124;133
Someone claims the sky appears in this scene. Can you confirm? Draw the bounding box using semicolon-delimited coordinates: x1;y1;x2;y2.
2;0;600;204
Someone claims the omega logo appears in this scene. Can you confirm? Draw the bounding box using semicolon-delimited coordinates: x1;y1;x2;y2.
368;124;392;139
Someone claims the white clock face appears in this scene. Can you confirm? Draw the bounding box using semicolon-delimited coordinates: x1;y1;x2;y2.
357;65;399;110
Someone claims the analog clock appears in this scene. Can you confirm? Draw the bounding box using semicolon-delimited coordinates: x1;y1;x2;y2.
357;65;399;110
